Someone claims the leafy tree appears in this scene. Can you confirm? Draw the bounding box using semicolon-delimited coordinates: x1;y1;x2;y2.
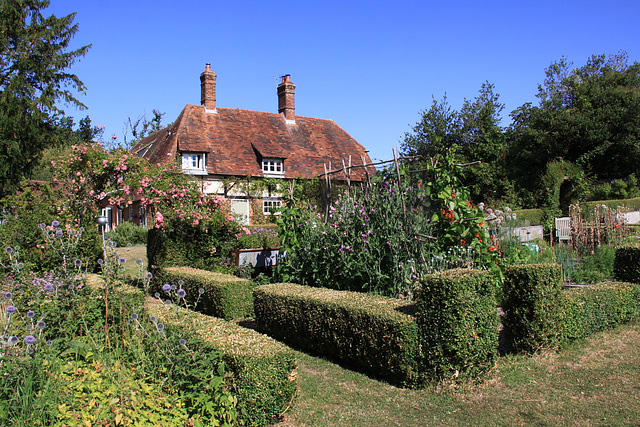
402;84;512;204
401;95;462;160
0;0;90;198
457;82;511;204
507;51;640;205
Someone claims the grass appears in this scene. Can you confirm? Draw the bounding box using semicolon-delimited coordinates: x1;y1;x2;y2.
276;323;640;426
115;244;147;278
114;245;640;425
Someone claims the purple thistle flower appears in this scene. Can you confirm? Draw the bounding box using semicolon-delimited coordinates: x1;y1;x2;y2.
198;288;205;295
177;289;186;299
162;284;171;293
149;316;157;323
154;292;160;298
119;257;126;265
5;246;12;254
156;323;165;332
4;291;12;299
130;313;139;320
44;283;54;292
8;336;19;345
36;321;46;329
6;305;17;314
146;272;153;279
179;339;187;346
55;230;63;237
74;259;82;267
24;335;36;345
26;310;35;319
52;220;60;227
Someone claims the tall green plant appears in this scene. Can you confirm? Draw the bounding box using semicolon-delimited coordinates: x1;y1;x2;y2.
277;153;498;297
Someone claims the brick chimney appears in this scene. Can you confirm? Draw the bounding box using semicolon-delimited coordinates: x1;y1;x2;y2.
200;63;217;111
277;74;296;123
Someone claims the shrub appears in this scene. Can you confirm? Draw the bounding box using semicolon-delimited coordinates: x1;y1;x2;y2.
150;267;255;320
254;283;420;387
235;225;280;249
147;219;240;273
559;281;640;343
416;268;498;382
146;296;297;426
104;221;148;246
502;264;563;353
613;244;640;283
0;183;101;274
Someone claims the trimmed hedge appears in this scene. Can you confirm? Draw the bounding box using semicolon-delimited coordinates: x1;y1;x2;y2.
150;267;255;320
559;281;640;343
502;264;563;353
416;269;499;381
146;296;297;426
253;283;420;388
613;244;640;284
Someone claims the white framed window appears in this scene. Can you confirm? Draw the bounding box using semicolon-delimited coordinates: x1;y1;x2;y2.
261;159;284;175
263;199;282;215
182;153;207;174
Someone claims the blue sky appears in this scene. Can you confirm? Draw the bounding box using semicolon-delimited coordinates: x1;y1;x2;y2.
47;0;640;163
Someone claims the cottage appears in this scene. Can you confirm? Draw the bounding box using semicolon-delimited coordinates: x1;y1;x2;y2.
131;64;374;224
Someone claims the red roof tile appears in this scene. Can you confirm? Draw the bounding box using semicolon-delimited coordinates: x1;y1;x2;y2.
132;104;375;181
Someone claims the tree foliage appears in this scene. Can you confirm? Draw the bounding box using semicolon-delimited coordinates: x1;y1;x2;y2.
401;83;510;204
507;51;640;205
0;0;90;197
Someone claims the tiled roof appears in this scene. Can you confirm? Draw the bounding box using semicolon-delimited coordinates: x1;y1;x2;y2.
132;104;375;181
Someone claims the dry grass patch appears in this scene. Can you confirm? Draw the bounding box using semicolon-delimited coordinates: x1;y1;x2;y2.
277;323;640;427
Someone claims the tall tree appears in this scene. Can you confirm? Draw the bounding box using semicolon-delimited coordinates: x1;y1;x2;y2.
401;95;462;160
0;0;90;198
402;85;511;203
507;51;640;205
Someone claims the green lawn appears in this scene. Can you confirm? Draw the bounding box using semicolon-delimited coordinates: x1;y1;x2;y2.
275;323;640;426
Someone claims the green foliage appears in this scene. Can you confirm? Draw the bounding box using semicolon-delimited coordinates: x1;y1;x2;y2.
254;282;420;387
507;52;640;206
104;221;148;246
513;208;544;226
559;281;640;344
502;264;564;353
276;153;498;298
147;217;239;272
151;267;256;320
234;224;280;249
613;243;640;283
0;184;101;273
416;269;498;382
401;84;512;204
146;296;297;426
0;233;238;426
591;174;640;200
0;0;91;197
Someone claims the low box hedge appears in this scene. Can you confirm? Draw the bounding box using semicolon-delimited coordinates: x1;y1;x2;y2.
146;296;297;426
417;269;499;381
150;267;255;320
559;281;640;343
502;264;564;353
253;283;420;388
613;244;640;284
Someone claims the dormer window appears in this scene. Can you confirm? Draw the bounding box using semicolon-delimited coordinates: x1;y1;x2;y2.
262;158;284;176
182;152;207;175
